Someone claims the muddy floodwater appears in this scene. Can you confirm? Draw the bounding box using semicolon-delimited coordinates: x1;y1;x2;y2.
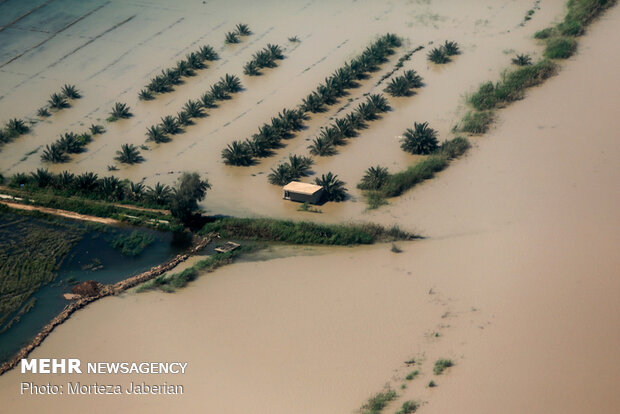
1;1;619;413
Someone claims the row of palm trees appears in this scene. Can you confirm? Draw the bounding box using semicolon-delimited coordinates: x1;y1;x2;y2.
145;74;243;144
222;33;402;167
8;168;172;205
0;118;30;146
221;108;307;166
225;23;252;44
40;125;104;163
384;69;423;97
427;40;460;64
243;44;285;75
38;84;81;117
308;93;390;156
140;45;219;100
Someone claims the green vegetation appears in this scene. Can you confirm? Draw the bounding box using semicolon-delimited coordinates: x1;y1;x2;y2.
467;59;557;111
225;31;239;44
459;110;493;134
315;172;347;202
199;217;415;245
400;122;439;155
37;107;50;117
358;136;470;208
108;102;132;122
428;380;437;387
543;36;577;59
114;144;143;164
268;154;314;185
40;131;95;163
534;27;555;39
512;53;532;66
433;359;454;375
0;211;84;332
360;389;398;414
405;370;419;380
224;34;402;166
385;70;423;97
244;44;285;76
48;93;69;109
61;84;81;99
169;172;211;225
443;40;460;56
396;400;420;414
110;230;155;256
142;44;218;98
235;23;252;36
0;118;30;148
297;202;321;213
427;47;449;64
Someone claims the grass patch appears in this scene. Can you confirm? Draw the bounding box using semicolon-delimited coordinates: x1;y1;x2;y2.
433;359;454;375
405;370;419;380
459;110;494;134
199;217;416;245
381;155;449;198
543;36;578;59
109;230;155;256
365;190;388;210
396;400;420;414
360;389;398;414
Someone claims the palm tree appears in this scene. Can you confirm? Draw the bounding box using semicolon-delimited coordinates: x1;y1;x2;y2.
220;74;242;93
148;75;172;93
332;67;356;89
41;144;69;163
61;84;81;99
115;144;144;164
244;136;273;158
276;108;305;131
109;102;132;120
200;92;217;108
308;137;336;156
9;172;30;187
334;118;356;137
287;154;313;178
266;44;284;59
243;61;260;76
301;92;325;113
176;111;193;127
225;31;240;44
55;170;75;190
400;122;439;155
160;116;181;134
253;50;276;68
255;124;282;147
403;70;423;88
319;127;345;146
89;124;105;135
146;125;170;143
268;164;293;186
366;94;390;112
183;99;205;117
126;182;145;201
145;182;172;206
512;53;532;66
221;141;254;166
345;112;366;130
57;132;84;153
235;23;251;36
356;101;378;121
185;52;205;70
48;93;69;109
382;33;402;48
30;168;54;187
139;89;154;100
209;83;230;100
358;165;389;190
427;47;449;64
164;68;182;84
198;45;219;61
384;76;411;97
98;176;125;201
37;107;51;117
315;172;347;202
443;40;460;56
315;84;337;105
74;172;99;193
175;59;195;77
6;118;29;136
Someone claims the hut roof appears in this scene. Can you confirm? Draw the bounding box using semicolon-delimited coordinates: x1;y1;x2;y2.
283;181;323;195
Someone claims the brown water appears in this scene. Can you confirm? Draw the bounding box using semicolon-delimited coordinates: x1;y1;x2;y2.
1;1;619;413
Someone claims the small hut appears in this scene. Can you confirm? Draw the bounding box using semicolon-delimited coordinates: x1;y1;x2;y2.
282;181;323;204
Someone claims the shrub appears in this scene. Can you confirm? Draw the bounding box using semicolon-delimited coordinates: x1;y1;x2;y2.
37;107;51;117
459;111;493;134
361;390;398;413
138;89;154;100
543;37;577;59
433;359;454;375
381;155;448;197
396;400;419;414
534;27;555;39
405;370;419;380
